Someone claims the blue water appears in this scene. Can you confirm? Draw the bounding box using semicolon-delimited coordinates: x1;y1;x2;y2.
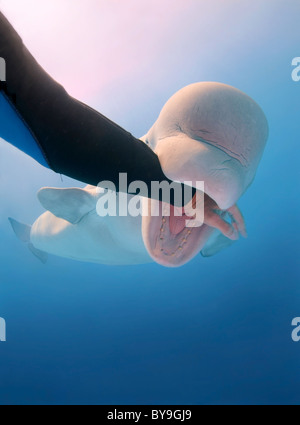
0;1;299;405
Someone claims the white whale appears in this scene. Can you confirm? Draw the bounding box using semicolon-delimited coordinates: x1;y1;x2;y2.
9;185;151;266
9;82;268;267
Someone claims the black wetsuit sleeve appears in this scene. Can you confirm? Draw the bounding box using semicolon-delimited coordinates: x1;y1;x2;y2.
0;12;192;205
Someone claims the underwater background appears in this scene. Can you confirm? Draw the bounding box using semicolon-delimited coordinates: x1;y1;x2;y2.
0;0;299;405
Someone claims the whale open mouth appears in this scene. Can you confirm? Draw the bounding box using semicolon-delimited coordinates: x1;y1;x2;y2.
141;188;247;267
142;193;215;267
142;134;249;267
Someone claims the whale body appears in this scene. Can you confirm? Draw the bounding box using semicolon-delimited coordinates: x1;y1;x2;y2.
9;83;268;267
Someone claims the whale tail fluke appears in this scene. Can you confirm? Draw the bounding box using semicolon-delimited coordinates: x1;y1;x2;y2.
8;218;48;264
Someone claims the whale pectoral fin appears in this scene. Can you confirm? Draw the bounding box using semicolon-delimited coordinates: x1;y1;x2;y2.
28;243;48;264
201;209;244;257
201;229;236;257
8;218;48;264
8;217;31;242
37;187;96;224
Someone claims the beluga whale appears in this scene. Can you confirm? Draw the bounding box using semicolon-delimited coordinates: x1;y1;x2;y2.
9;82;269;267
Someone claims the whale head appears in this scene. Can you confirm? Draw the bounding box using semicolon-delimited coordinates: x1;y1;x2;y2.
141;82;269;267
